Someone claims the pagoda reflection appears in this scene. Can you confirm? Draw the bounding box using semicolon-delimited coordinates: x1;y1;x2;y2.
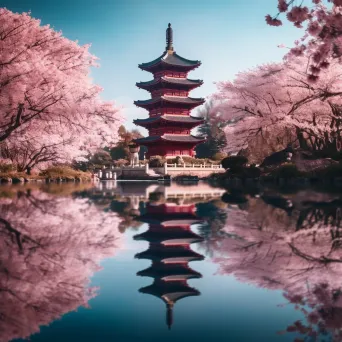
134;201;204;329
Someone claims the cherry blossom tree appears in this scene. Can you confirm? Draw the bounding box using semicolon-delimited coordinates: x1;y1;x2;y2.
0;188;122;341
212;56;342;160
266;1;342;80
0;8;123;168
211;192;342;340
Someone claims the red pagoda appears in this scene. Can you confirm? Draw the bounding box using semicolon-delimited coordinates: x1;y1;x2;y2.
133;23;205;159
134;202;204;329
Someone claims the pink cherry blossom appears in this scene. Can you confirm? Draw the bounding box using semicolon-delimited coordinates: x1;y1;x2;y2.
267;1;342;80
211;55;342;161
265;14;283;26
278;0;289;12
286;6;310;23
210;192;342;340
0;9;123;168
0;189;122;341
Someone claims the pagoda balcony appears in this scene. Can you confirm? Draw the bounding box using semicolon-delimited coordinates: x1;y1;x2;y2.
134;96;205;110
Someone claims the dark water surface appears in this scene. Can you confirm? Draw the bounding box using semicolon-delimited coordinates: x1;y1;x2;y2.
2;181;341;342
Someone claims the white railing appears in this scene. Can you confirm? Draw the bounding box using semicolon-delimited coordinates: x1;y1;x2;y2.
166;163;222;169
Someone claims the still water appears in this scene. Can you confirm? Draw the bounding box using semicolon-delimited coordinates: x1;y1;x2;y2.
1;181;341;342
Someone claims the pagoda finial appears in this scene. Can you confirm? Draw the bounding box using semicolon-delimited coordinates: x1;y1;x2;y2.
166;23;173;53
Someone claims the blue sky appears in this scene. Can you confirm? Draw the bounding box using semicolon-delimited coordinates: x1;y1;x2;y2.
2;0;301;132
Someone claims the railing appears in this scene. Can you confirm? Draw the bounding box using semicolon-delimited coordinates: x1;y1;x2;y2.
166;163;222;169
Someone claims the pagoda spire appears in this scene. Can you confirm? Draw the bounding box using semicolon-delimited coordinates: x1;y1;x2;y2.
166;23;173;53
166;302;174;330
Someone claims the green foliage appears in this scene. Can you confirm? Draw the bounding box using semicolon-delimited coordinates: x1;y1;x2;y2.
110;125;144;160
90;150;112;165
194;100;227;159
221;156;248;170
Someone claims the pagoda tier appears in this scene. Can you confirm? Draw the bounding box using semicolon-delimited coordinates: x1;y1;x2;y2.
137;262;202;281
134;201;204;329
133;115;204;130
134;135;204;158
133;23;205;159
134;96;204;110
135;245;204;263
136;77;203;91
134;228;203;245
139;52;201;73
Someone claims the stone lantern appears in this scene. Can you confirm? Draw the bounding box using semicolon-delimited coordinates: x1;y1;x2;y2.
128;143;140;167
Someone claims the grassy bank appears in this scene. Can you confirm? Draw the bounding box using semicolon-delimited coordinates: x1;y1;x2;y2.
0;166;92;183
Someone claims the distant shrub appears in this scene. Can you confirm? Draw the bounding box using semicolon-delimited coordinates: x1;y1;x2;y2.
221;192;248;204
149;192;164;202
313;163;342;179
225;165;261;179
270;164;303;179
40;165;91;180
212;152;227;161
244;165;262;178
221;156;248;170
0;161;15;173
114;159;129;167
149;156;166;167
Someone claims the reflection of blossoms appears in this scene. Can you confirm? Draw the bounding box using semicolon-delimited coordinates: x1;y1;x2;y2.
0;190;122;342
212;194;342;341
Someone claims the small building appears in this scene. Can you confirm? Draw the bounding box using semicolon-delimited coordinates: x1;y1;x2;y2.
133;23;205;159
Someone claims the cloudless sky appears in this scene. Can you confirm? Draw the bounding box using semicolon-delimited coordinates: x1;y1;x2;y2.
2;0;301;132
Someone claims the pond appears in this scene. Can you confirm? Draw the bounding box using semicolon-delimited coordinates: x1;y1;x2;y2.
1;181;342;342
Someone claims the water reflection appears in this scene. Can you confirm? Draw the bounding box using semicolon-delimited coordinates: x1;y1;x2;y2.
215;189;342;341
134;202;204;329
4;181;342;341
0;185;122;342
86;181;226;329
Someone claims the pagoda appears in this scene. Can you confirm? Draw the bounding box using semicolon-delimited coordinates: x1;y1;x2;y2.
133;23;205;159
134;202;204;329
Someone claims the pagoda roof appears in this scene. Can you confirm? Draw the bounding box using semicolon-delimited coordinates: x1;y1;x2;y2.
134;134;205;145
134;229;203;244
139;51;201;72
135;246;204;263
137;264;202;281
139;281;200;303
138;212;199;223
134;96;204;109
136;77;203;89
134;115;204;127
